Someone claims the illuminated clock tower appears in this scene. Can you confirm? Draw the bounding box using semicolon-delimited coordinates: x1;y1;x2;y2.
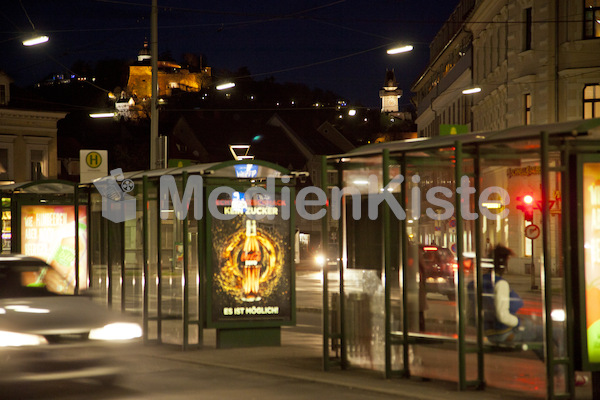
379;69;402;113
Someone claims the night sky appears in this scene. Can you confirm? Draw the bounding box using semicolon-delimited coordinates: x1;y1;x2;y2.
1;0;459;108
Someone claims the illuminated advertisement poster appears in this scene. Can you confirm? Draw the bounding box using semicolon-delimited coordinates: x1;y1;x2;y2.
210;191;291;325
583;163;600;363
20;205;88;294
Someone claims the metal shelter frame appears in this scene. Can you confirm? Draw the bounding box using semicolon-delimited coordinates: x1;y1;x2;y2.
320;119;600;399
1;160;297;351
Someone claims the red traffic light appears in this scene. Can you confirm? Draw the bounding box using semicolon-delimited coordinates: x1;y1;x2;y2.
516;194;535;222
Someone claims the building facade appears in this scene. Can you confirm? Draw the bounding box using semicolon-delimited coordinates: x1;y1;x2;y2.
411;0;600;136
0;72;65;183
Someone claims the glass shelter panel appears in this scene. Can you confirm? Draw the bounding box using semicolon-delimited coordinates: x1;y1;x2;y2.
123;190;143;315
160;193;185;345
338;155;387;371
403;149;461;382
89;193;108;304
474;140;567;397
146;183;160;342
185;198;200;347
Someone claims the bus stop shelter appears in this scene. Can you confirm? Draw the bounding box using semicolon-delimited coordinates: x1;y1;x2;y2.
2;160;297;350
320;118;600;399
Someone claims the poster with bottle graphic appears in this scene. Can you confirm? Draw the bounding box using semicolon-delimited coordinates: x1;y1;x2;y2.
583;162;600;365
210;191;292;325
20;205;87;294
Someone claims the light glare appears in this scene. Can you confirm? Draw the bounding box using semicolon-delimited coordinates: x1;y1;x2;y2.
216;82;235;90
462;87;482;95
89;323;143;341
23;35;49;46
387;45;414;55
90;112;115;119
0;330;48;347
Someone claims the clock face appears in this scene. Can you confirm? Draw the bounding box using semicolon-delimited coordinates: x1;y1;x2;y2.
383;96;397;109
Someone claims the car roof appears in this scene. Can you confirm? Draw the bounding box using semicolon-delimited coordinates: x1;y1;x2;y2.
0;254;49;267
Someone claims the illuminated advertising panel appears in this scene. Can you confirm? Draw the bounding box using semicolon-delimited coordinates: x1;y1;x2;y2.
583;163;600;364
210;191;291;326
20;205;87;294
234;164;258;178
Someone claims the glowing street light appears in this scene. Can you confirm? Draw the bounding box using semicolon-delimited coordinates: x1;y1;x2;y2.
462;87;482;95
387;45;413;55
216;82;236;90
89;112;115;119
19;1;49;47
22;34;49;47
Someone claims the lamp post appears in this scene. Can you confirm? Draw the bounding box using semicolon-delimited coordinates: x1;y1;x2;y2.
150;0;159;169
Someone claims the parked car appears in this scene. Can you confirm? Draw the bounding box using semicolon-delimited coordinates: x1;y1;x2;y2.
419;245;458;300
0;254;142;385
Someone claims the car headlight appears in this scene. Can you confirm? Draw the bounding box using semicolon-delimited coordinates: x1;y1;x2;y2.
0;330;48;347
89;322;142;341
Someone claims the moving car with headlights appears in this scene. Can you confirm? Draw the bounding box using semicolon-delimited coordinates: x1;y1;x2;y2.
419;245;458;300
0;254;142;385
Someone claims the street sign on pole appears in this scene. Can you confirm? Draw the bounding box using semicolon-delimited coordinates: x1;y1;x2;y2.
525;224;540;240
80;150;108;183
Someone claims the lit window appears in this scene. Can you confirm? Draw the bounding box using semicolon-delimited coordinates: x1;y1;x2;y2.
584;84;600;119
585;0;600;39
30;149;45;180
524;93;531;125
25;140;50;181
525;220;532;257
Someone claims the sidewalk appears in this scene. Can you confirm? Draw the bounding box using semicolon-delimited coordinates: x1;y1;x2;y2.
142;269;592;400
144;326;586;400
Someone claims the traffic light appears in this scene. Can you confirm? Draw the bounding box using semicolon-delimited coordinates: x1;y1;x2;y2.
516;194;534;222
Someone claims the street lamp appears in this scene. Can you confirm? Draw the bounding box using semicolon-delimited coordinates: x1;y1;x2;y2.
216;82;236;91
89;112;115;119
19;0;49;47
462;87;482;95
386;45;413;55
22;34;49;46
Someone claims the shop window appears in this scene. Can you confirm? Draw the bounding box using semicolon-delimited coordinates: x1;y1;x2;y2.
584;84;600;119
524;93;531;125
585;0;600;39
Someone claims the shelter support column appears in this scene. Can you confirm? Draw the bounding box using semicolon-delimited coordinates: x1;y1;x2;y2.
454;141;467;391
383;149;392;378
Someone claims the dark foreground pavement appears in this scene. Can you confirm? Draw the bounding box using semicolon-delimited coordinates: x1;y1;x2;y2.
2;320;593;400
1;268;593;399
